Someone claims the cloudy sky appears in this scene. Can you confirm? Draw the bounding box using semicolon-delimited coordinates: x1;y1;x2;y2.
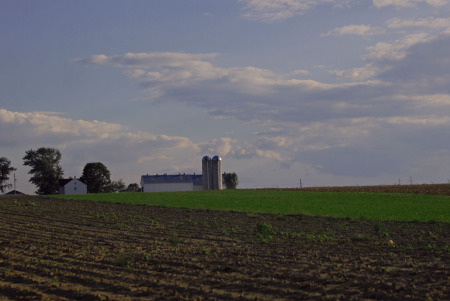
1;0;450;194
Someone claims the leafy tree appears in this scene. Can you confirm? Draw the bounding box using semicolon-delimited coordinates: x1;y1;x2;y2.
0;157;16;193
105;179;126;193
224;172;239;189
124;183;141;192
23;147;64;195
80;162;111;193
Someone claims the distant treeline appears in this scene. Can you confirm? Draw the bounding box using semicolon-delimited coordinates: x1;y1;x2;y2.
264;183;450;196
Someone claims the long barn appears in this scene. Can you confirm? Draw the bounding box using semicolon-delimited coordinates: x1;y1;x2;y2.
140;173;226;192
140;174;203;192
141;155;225;192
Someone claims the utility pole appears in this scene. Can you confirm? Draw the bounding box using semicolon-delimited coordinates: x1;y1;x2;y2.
299;178;302;189
14;173;16;195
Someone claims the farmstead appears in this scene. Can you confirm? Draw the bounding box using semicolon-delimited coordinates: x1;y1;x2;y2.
140;155;225;192
58;178;87;195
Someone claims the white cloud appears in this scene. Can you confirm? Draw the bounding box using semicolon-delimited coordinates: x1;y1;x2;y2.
198;137;285;162
0;108;200;168
6;30;450;191
137;155;172;164
238;0;353;22
0;109;122;141
0;108;216;192
5;0;450;192
75;31;450;182
124;69;147;79
387;16;450;30
80;52;375;104
239;0;319;22
200;137;237;157
290;69;310;76
255;149;283;161
373;0;448;8
329;17;450;80
76;36;450;126
76;52;220;69
237;0;449;23
375;33;450;93
330;64;381;80
382;115;450;125
365;33;428;61
322;24;385;37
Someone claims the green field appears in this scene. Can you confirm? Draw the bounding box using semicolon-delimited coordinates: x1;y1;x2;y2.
49;189;450;222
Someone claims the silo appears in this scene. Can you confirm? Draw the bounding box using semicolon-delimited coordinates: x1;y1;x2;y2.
211;156;222;190
202;156;211;190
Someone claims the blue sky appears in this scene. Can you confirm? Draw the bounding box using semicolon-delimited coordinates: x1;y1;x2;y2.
1;0;450;193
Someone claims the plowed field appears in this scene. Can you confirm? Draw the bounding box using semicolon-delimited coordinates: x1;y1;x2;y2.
1;196;448;300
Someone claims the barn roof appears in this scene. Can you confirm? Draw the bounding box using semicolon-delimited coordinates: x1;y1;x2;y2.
141;174;202;185
58;178;86;187
58;179;73;186
3;190;26;195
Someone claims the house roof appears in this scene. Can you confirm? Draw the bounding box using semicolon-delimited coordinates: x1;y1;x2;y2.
3;190;26;195
141;174;201;184
58;179;86;187
58;179;72;186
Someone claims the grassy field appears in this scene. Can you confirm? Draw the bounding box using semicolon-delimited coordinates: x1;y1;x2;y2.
49;188;450;222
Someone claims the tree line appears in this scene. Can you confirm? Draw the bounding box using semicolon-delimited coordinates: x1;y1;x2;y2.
1;147;140;195
1;146;239;195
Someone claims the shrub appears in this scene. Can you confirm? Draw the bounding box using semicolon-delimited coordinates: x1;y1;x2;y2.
256;222;275;240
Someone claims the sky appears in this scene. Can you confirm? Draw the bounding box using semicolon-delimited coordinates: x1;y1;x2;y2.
1;0;450;194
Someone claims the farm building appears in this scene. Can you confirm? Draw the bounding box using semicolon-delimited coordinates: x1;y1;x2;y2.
202;156;223;190
141;155;225;192
140;173;227;192
58;178;87;195
2;190;26;196
140;174;203;192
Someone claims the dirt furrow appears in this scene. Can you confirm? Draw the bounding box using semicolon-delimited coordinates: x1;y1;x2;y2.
0;195;448;300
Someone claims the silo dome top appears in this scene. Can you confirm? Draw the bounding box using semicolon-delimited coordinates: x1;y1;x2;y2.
212;156;222;161
202;156;210;161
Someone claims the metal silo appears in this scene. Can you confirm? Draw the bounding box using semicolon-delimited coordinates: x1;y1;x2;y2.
211;156;222;190
202;156;211;190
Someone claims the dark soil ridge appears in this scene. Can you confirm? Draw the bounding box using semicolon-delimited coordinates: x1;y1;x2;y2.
0;196;449;300
282;183;450;195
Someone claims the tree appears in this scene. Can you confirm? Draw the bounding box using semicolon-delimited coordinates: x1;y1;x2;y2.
123;183;141;192
23;147;64;195
105;179;126;193
224;172;239;189
0;157;16;193
80;162;111;193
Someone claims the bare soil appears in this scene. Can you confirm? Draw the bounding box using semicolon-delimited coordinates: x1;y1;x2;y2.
0;196;448;300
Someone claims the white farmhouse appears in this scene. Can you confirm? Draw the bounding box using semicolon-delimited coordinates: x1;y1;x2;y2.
58;178;87;195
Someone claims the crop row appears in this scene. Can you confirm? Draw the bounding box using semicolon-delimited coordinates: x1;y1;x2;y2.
1;196;449;300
